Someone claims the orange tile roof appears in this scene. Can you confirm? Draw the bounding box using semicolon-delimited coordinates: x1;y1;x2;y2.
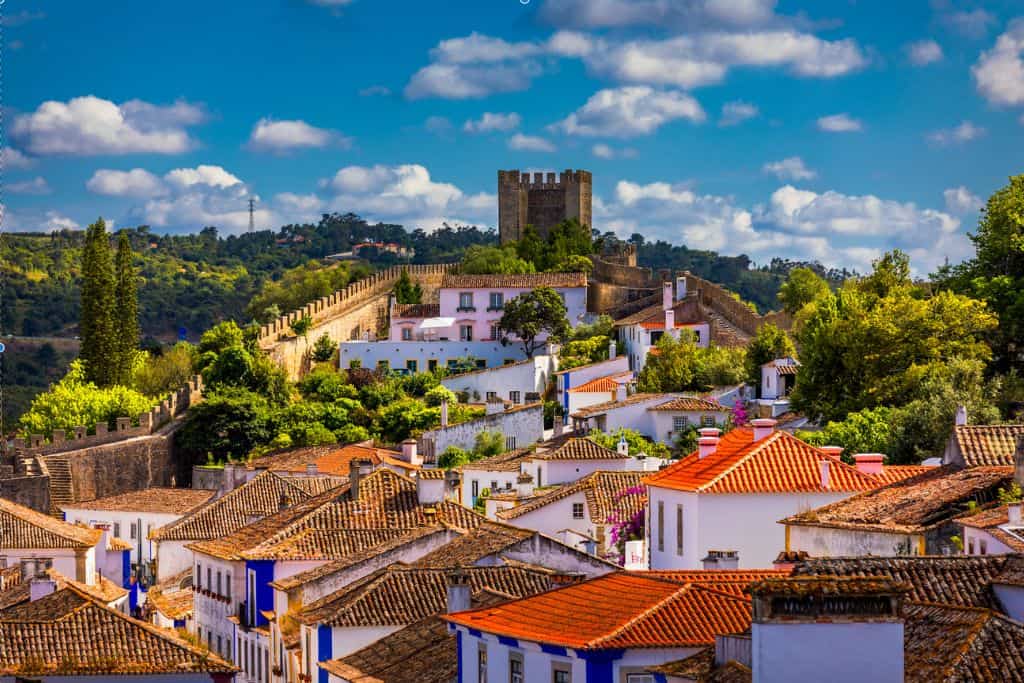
251;443;414;476
0;498;101;550
951;424;1024;467
570;393;673;418
567;372;632;394
529;437;626;461
638;320;706;330
643;427;881;494
497;471;645;522
649;397;730;412
444;571;752;650
441;272;587;289
61;488;217;515
870;465;938;486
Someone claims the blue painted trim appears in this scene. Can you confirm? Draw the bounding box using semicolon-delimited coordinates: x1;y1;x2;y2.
244;559;275;627
468;628;482;638
456;630;464;683
562;374;571;424
121;550;131;588
173;618;186;629
497;635;519;648
577;649;624;683
541;643;568;656
317;624;332;683
653;674;668;683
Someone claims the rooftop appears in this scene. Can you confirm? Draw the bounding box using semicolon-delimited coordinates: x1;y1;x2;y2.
904;602;1024;682
445;571;753;650
459;448;532;472
146;570;194;621
393;302;441;318
61;487;217;515
441;272;587;289
570;392;675;418
648;396;731;412
497;470;645;523
412;521;535;568
249;441;416;476
0;498;101;550
613;298;705;328
958;504;1024;552
528;437;627;462
644;427;883;494
781;465;1013;534
567;372;634;394
950;424;1024;467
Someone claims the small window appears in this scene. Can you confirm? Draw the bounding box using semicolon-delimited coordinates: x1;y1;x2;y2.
505;436;517;451
509;391;521;404
968;538;975;554
504;358;516;366
478;643;488;683
377;359;390;371
207;567;212;592
979;539;987;555
460;325;473;342
701;415;715;427
486;391;497;401
459;292;474;309
673;416;689;432
489;292;504;310
226;572;231;600
401;327;412;341
695;329;701;343
509;653;524;683
217;635;222;655
572;503;585;519
491;480;499;491
217;571;222;596
406;359;418;373
428;359;438;372
626;675;655;683
676;504;684;556
475;359;486;369
113;522;121;537
657;501;665;552
490;325;501;340
196;563;202;589
130;523;137;539
472;480;480;500
553;668;571;683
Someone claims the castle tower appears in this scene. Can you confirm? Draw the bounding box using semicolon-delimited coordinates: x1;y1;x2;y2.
498;169;592;244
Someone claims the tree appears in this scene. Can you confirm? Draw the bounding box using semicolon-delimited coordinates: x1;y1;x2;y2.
312;333;336;363
394;267;423;304
745;323;796;390
798;407;895;460
461;244;535;275
497;287;570;358
113;231;139;385
79;219;117;386
555;254;593;273
637;333;746;393
133;342;197;397
588;428;670;459
778;267;830;315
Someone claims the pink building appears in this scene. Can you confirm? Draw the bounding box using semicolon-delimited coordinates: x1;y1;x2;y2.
389;272;588;343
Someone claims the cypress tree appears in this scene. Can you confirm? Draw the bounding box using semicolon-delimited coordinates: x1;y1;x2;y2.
79;218;117;386
114;231;139;385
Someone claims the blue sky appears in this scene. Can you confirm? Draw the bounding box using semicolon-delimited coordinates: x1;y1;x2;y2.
3;0;1024;272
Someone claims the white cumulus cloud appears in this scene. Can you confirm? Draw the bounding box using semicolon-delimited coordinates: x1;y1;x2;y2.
1;147;34;169
817;113;863;132
551;86;705;137
463;112;522;133
906;39;943;66
592;143;638;159
927;121;986;145
508;134;556;152
6;176;50;195
972;19;1024;107
762;157;816;180
87;168;168;198
248;118;350;153
719;100;759;126
944;186;982;215
539;0;782;30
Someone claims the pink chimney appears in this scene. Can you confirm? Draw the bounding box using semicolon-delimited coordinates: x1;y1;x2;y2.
853;453;885;476
820;446;844;462
751;418;777;442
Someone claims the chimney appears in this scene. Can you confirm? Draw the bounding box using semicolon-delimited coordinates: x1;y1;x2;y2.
1008;502;1022;525
608;338;617;360
440;399;449;428
29;577;58;602
516;471;535;498
416;472;446;505
615;384;628;402
676;276;687;302
702;550;739;570
662;280;673;311
820;445;844;462
1015;435;1024;488
446;569;472;614
698;436;719;459
751;418;777;441
853;453;885;476
820;459;831;490
955;405;968;426
401;439;422;466
664;307;675;333
94;523;111;554
772;550;809;573
349;458;373;500
617;435;629;457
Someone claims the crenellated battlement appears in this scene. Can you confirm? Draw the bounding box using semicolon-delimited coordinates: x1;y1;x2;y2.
498;168;593;244
499;169;592;190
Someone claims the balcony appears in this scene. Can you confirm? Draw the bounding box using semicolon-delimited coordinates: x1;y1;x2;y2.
456;306;477;313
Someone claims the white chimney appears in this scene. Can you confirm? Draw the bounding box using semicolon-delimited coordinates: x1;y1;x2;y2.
29;577;58;602
664;308;675;333
676;276;687;302
663;280;673;311
820;445;844;462
615;384;628;402
94;523;111;554
751;418;777;441
440;399;449;428
417;473;446;505
608;338;617;360
955;405;968;426
1008;503;1022;525
853;453;885;476
699;427;722;439
698;435;719;459
401;439;421;466
305;463;318;476
617;436;629;457
446;570;472;614
516;471;535;498
820;459;831;490
702;550;738;570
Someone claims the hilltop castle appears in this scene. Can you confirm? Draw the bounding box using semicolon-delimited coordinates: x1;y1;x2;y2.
498;169;592;243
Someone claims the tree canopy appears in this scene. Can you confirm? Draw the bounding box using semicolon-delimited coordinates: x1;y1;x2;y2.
498;286;570;358
637;332;746;393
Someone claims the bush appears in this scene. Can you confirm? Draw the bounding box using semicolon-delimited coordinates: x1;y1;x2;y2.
588;428;670;459
133;342;197;397
424;385;457;407
311;334;336;363
298;367;357;402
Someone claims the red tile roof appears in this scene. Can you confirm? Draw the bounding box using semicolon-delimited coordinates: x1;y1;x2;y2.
648;397;730;412
951;424;1024;467
0;498;101;550
567;373;632;394
441;273;587;289
643;428;881;494
393;303;441;319
869;465;937;486
529;437;626;461
62;488;217;515
445;571;753;650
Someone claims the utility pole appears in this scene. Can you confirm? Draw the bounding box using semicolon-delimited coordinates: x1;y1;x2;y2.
248;198;256;233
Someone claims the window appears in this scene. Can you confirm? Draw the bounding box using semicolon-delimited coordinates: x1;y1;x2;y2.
701;415;716;427
377;359;390;371
657;501;665;552
428;359;438;372
537;467;542;488
489;292;504;310
673;416;689;432
626;676;655;683
472;480;480;500
196;563;202;589
478;643;488;683
217;635;222;655
207;567;212;593
490;325;501;340
505;436;517;451
130;522;137;539
509;391;521;404
459;292;474;310
460;325;473;342
113;522;121;537
553;667;571;683
572;503;585;519
226;572;231;600
968;538;975;554
401;327;412;341
509;653;524;683
504;358;516;366
406;359;418;373
226;638;231;661
979;539;988;555
475;358;486;369
248;572;256;625
486;391;497;401
676;504;684;556
217;571;222;596
694;329;701;343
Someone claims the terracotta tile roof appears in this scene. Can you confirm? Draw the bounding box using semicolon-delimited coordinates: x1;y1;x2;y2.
250;442;412;476
413;522;535;568
497;470;645;522
107;537;133;551
745;575;912;599
646;648;715;679
58;571;129;604
441;272;587;289
320;615;456;683
640;569;789;588
445;571;752;650
570;392;674;418
418;468;446;479
644;427;881;494
0;498;101;550
240;528;418;561
393;303;441;318
459;448;532;472
792;556;1014;608
0;586;91;621
567;372;633;394
869;465;938;486
951;424;1024;467
61;488;217;515
613;299;705;328
904;602;1024;682
957;505;1015;530
781;465;1013;534
298;564;558;627
993;556;1024;587
0;598;235;676
146;570;194;621
648;396;730;412
150;471;343;542
529;437;626;461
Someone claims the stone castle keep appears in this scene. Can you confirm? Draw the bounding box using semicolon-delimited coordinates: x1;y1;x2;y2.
498;169;593;243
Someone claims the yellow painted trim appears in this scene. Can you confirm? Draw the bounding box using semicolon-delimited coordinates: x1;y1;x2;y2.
785;525;791;552
917;535;926;556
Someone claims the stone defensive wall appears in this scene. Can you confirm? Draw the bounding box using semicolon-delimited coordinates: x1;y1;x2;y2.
682;272;792;336
257;263;455;379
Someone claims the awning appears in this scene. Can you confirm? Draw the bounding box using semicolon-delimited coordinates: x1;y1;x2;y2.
418;317;456;330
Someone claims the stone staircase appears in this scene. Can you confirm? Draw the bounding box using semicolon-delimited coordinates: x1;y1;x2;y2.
17;455;41;477
703;308;753;347
45;456;74;517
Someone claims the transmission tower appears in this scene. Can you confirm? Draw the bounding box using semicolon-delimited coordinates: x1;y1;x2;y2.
248;198;256;233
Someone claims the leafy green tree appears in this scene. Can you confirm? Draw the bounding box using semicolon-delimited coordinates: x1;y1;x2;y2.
133;342;197;397
198;321;245;361
438;446;472;469
424;385;457;407
376;398;438;442
245;260;363;323
113;231;139;385
543;219;593;271
745;323;796;388
473;430;505;458
498;286;570;358
461;245;535;274
297;366;358;402
514;225;545;268
588;428;670;459
798;407;895;460
555;254;593;273
777;266;832;315
311;333;336;363
638;333;746;393
177;388;275;463
393;268;423;304
290;315;312;341
559;336;613;370
80;219;117;386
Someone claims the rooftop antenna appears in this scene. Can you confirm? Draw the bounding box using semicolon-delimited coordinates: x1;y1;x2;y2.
247;198;256;233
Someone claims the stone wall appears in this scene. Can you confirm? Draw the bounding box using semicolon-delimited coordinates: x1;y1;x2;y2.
590;253;657;290
258;264;454;379
0;474;50;513
417;403;544;464
683;272;792;335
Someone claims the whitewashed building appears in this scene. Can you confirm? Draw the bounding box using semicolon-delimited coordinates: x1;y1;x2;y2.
441;355;557;406
615;279;711;372
570;393;731;445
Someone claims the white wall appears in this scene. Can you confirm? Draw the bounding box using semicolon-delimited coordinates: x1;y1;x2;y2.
154;540;193;581
503;491;602;548
787;524;922;559
567;390;613;416
1;547;85;584
993;584;1024;622
555;357;630;422
339;340;530;373
63;508;181;566
621;322;710;372
753;622;903;683
648;410;730;446
441;355;556;403
462;469;521;508
533;457;629;488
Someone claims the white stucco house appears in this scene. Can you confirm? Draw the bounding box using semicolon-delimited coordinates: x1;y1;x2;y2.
615;279;711;372
959;502;1024;556
441;355;557;406
553;355;630;424
569;393;731;446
